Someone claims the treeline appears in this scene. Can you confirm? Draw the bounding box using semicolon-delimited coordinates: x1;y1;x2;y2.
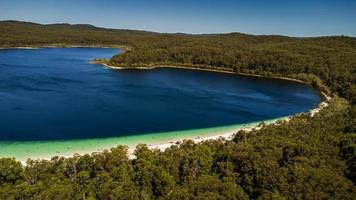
0;20;159;48
1;21;355;100
109;40;356;102
0;98;355;199
0;20;356;199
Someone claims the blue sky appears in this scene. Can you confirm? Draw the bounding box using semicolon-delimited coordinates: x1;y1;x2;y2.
0;0;355;36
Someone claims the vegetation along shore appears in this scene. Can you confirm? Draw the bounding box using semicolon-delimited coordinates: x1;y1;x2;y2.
0;20;355;199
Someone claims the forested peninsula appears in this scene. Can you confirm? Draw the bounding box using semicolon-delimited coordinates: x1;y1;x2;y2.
0;20;355;199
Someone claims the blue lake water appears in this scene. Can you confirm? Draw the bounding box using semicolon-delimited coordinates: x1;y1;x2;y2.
0;48;321;141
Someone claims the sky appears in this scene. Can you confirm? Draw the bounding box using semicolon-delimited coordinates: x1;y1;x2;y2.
0;0;355;36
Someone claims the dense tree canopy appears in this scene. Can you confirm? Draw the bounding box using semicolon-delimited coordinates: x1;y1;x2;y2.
0;20;355;199
0;98;355;199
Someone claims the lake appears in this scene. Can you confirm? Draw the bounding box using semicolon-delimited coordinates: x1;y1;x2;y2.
0;48;321;142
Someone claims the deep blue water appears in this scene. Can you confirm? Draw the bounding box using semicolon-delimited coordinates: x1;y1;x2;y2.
0;48;321;141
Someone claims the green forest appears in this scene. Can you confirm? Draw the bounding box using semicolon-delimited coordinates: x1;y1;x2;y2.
0;20;355;199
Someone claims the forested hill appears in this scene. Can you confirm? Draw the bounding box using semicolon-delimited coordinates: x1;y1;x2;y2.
0;20;356;199
1;20;355;100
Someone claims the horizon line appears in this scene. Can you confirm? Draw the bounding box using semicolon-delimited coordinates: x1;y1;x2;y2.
1;19;355;39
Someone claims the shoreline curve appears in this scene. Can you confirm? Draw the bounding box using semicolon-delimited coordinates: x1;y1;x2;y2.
0;46;330;163
0;117;288;162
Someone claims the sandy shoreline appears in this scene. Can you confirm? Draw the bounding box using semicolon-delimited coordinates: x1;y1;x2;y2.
0;44;131;51
1;45;317;85
5;96;330;165
0;47;40;49
7;118;285;164
0;46;331;164
0;45;324;87
145;96;330;157
91;61;315;86
140;126;257;158
0;118;282;164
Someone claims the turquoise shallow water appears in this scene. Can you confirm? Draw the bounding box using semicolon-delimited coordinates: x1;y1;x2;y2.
0;48;321;160
0;117;285;161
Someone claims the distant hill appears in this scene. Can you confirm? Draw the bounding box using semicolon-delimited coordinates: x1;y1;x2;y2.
0;20;160;47
0;20;356;199
0;20;355;101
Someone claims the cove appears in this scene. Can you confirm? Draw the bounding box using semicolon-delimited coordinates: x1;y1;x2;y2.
0;48;321;160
